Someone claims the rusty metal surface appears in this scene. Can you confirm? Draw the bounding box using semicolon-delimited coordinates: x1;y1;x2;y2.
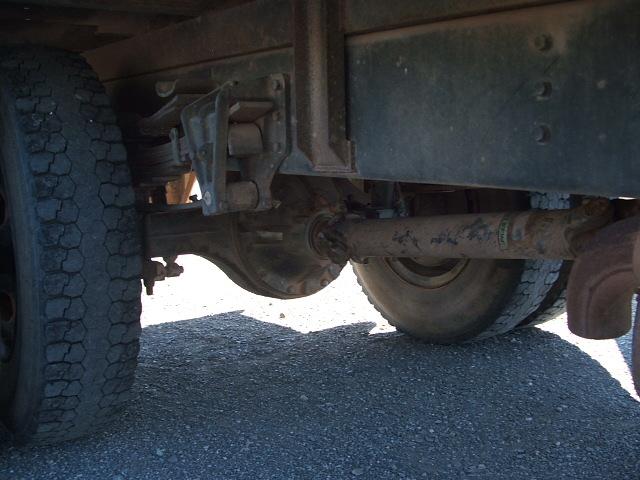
85;0;291;82
2;0;248;16
225;181;259;211
138;94;203;136
144;176;345;299
314;200;611;263
293;0;354;173
0;1;250;52
130;131;191;185
84;0;561;80
0;4;185;52
567;217;640;340
344;0;559;34
145;208;278;296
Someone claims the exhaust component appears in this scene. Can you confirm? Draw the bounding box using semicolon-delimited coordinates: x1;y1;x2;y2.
567;217;640;340
315;199;612;263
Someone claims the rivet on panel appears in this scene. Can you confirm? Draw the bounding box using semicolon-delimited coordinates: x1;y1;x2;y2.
533;34;553;52
535;125;552;145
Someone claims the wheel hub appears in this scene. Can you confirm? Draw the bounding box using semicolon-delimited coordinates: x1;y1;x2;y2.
387;256;469;289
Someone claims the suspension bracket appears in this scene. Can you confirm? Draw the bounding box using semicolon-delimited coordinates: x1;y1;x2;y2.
181;74;290;216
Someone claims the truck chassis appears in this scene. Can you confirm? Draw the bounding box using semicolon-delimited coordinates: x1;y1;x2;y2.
0;0;639;443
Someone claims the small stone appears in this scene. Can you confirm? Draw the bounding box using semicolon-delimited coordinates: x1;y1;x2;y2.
352;468;364;476
300;394;309;401
279;313;285;319
155;448;165;457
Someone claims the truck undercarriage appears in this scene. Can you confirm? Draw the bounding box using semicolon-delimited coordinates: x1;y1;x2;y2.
0;0;639;444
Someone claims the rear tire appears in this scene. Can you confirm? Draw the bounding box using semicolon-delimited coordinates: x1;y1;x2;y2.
0;47;142;443
518;262;571;328
353;191;570;344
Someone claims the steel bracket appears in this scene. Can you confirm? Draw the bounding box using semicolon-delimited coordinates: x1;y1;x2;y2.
293;0;355;173
181;74;290;216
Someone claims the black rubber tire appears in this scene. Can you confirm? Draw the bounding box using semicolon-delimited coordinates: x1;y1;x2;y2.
0;47;142;444
352;192;570;344
517;193;572;328
518;262;571;328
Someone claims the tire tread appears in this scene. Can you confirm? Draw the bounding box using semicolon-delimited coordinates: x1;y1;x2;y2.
0;47;141;443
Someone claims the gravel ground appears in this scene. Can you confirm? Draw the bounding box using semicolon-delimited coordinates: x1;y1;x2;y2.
1;255;640;479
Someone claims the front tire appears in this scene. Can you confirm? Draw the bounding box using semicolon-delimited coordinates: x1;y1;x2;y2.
0;48;142;443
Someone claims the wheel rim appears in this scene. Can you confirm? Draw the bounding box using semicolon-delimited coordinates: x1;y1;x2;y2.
386;256;469;289
0;189;17;364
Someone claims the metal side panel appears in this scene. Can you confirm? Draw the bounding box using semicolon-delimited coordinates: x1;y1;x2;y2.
344;0;557;34
342;0;640;196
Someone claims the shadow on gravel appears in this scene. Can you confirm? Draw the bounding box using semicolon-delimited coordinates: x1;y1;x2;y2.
2;312;640;480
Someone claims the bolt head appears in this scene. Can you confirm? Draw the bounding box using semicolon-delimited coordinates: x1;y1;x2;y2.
155;80;177;98
535;125;552;145
533;34;553;52
534;81;552;100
